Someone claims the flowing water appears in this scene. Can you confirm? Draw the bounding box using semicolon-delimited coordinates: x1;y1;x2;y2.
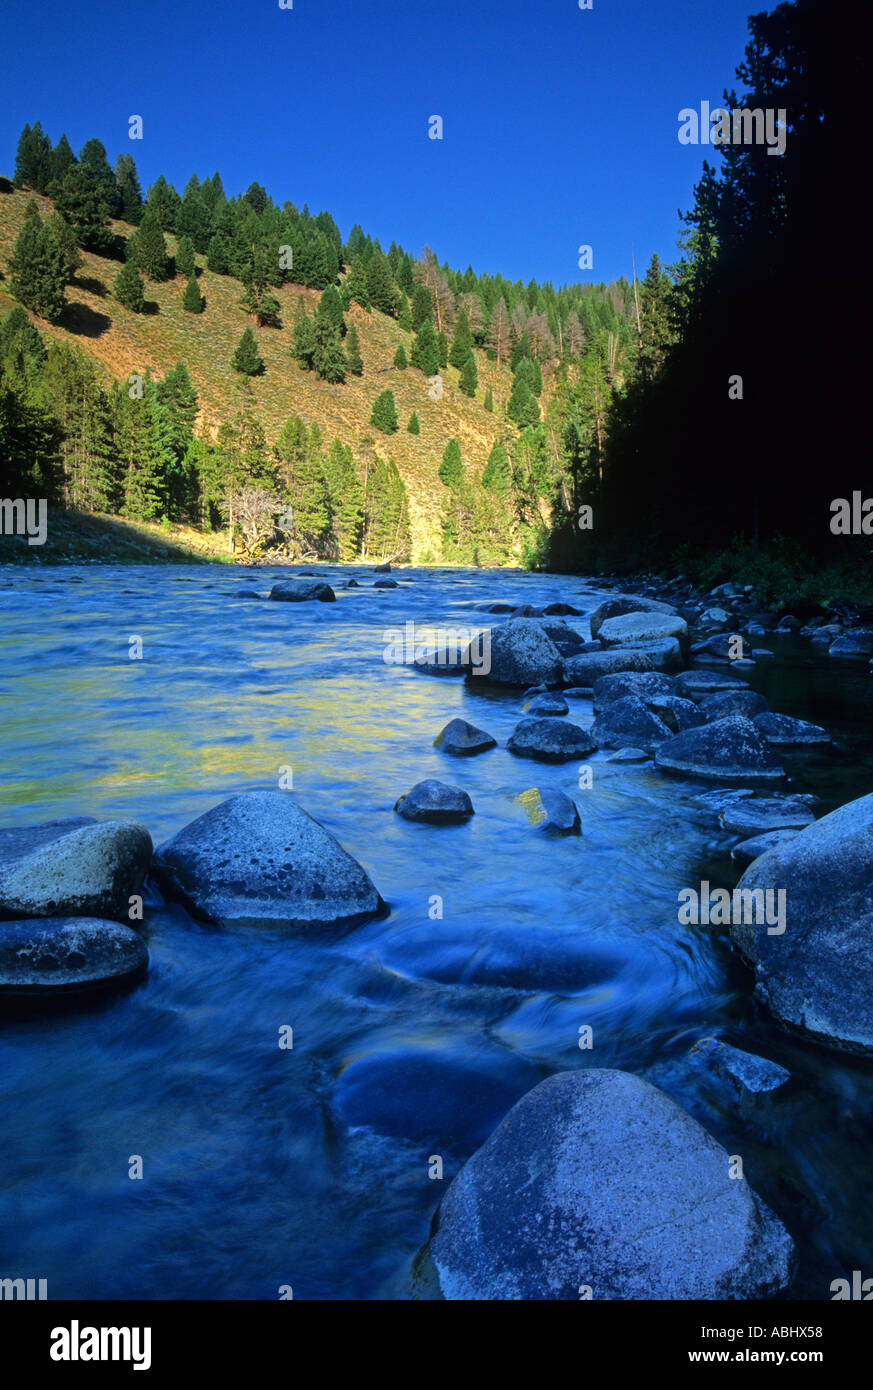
1;563;872;1299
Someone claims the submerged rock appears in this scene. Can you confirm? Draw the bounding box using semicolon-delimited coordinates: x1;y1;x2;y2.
154;791;384;929
0;820;152;923
373;578;398;589
0;916;148;993
395;780;474;824
269;578;336;602
429;1069;794;1300
688;1037;790;1108
731;792;873;1054
434;718;497;757
514;788;580;835
654;717;785;785
507;717;596;763
591;695;672;754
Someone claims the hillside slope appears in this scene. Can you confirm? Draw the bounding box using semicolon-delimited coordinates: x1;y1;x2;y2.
0;184;521;562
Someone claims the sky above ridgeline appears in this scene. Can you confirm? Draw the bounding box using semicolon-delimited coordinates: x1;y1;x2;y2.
1;0;757;287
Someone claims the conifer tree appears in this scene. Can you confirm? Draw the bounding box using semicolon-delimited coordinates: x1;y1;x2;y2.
275;415;331;552
115;154;143;225
128;209;169;281
341;256;371;311
146;175;181;232
397;293;413;331
484;385;494;412
345;323;363;375
49;134;76;188
54;164;112;251
411;283;433;330
437;332;449;368
207;233;231;274
507;377;540;427
8;219;68;321
449;309;473;369
79;138;119;216
366;250;399;316
370;389;398;434
312;317;346;383
316;285;346;336
323;438;363;559
182;270;204;313
393;345;408;370
114;259;146;313
482;440;511;493
46;212;82;282
407;412;420;435
175;236;196;278
458;351;478;397
14;122;52;193
232;326;264;375
410;319;440;375
293;315;317;370
439;438;463;488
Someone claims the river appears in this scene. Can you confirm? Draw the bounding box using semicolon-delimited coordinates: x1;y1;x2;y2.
1;562;871;1299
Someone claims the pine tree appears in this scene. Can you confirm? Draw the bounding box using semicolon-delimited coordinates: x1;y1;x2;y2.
341;256;371;311
115;153;143;225
458;351;478;397
407;412;420;435
514;355;542;397
484;386;494;412
275;415;331;552
437;332;449;368
312;317;346;382
14;122;52;193
232;327;264;375
366;250;399;316
397;293;413;331
293;315;317;370
175;236;196;278
393;345;408;370
39;340;118;510
345;323;363;375
8;219;68;321
439;438;463;488
114;259;146;313
113;378;166;521
317;285;346;336
207;233;231;275
323;438;364;558
79;138;119;216
449;309;473;369
370;389;398;434
54;165;112;252
508;378;540;427
146;175;181;233
49;134;76;188
411;282;434;329
128;209;169;281
182;270;204;313
482;440;511;492
46;212;81;282
410;319;440;375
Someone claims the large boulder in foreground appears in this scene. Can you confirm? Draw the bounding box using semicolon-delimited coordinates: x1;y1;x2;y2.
153;791;383;929
731;792;873;1054
0;916;148;993
562;638;682;688
269;578;336;603
0;820;152;923
467;619;562;687
654;717;785;785
429;1069;794;1300
589;594;677;640
507;717;595;763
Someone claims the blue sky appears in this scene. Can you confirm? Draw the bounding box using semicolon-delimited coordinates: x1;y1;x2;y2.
1;0;756;286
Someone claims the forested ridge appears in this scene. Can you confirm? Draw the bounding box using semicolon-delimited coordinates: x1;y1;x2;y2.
1;0;867;592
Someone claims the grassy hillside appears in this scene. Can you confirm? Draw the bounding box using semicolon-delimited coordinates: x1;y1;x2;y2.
0;184;523;563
